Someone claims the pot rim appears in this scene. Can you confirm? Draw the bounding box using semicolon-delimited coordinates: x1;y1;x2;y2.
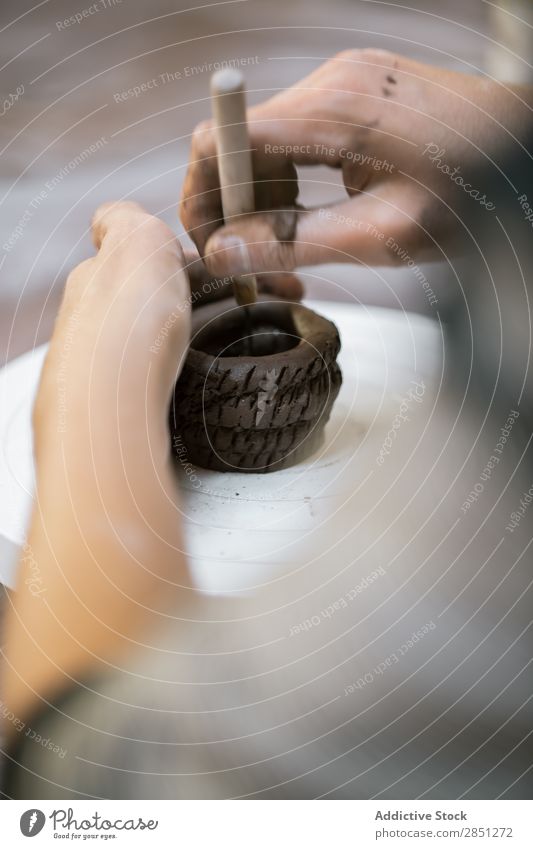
188;298;340;371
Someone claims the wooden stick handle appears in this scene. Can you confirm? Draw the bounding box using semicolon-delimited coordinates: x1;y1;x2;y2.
210;69;257;305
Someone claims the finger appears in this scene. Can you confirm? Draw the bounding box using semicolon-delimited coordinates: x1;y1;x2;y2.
91;200;149;250
62;257;97;304
203;181;430;273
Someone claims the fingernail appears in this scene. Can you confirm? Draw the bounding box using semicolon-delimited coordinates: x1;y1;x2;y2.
205;233;252;276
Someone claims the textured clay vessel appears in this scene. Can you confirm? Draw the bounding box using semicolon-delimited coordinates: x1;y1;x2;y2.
170;298;342;473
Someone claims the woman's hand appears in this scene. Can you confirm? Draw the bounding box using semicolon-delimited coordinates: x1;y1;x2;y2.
3;202;194;732
33;200;190;461
180;48;531;274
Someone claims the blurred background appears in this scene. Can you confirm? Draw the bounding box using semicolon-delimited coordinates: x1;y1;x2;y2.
2;0;533;362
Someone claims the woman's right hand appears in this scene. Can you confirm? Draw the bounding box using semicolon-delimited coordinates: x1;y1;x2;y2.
180;48;530;275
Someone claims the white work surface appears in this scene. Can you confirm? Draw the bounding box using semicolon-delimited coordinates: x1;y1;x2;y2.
0;301;441;594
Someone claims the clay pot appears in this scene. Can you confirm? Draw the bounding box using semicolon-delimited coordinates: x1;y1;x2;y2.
169;298;342;473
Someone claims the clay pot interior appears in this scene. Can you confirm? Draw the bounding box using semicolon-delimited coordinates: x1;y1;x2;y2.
193;302;300;358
